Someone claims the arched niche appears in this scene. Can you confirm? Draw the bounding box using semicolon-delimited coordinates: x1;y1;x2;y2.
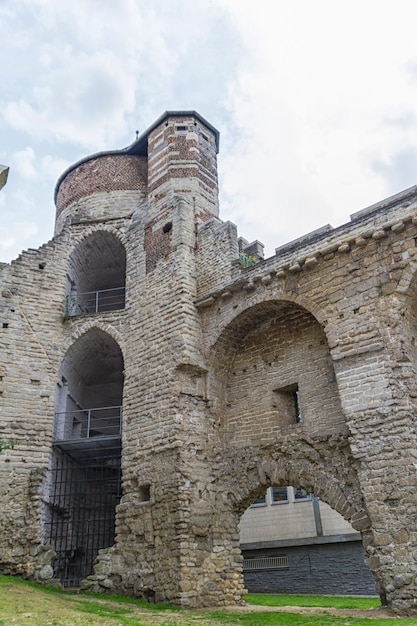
400;267;417;363
209;299;347;444
54;328;124;441
65;231;126;316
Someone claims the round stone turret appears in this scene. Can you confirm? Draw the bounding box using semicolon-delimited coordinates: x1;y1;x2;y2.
54;153;147;234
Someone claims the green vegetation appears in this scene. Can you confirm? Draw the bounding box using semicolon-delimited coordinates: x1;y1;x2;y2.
0;574;416;626
0;439;18;453
245;593;380;609
239;251;257;268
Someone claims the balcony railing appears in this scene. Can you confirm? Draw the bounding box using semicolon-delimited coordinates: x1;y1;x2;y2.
54;405;122;442
64;287;125;317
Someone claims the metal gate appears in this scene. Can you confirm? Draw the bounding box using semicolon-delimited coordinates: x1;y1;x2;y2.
44;447;121;587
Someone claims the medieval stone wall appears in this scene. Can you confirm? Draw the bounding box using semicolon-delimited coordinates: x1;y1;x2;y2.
1;111;417;614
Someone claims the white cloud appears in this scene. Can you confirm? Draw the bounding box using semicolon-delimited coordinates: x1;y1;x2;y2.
11;148;37;180
40;155;72;181
1;0;234;150
2;2;161;148
2;0;417;260
0;221;38;260
214;0;417;254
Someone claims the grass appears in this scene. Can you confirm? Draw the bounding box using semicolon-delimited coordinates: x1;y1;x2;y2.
245;593;381;609
0;574;416;625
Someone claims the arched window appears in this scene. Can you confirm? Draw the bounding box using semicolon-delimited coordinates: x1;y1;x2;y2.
65;232;126;317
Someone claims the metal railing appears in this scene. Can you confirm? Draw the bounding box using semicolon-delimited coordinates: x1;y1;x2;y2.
54;405;122;441
64;287;125;317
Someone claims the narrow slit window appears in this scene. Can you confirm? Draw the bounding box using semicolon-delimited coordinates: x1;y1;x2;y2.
139;484;151;502
293;388;303;423
272;383;303;425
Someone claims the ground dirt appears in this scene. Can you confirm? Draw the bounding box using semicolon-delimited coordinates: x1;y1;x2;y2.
226;603;400;620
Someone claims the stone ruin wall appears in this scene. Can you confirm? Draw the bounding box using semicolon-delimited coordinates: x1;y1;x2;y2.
1;111;417;614
195;190;417;613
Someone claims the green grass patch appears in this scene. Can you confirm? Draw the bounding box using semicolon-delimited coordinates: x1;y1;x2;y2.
1;574;417;626
245;593;380;609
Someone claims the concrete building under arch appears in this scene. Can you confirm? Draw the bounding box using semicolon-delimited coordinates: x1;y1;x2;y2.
239;485;376;595
1;110;417;615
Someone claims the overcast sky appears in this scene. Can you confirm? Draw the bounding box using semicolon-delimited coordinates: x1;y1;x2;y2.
2;0;417;262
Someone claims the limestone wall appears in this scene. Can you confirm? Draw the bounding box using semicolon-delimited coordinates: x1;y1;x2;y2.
1;111;417;615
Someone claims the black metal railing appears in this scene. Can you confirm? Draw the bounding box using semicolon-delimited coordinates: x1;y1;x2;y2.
64;287;125;317
54;405;122;441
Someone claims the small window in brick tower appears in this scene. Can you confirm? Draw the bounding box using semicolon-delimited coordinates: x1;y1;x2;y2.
273;383;303;425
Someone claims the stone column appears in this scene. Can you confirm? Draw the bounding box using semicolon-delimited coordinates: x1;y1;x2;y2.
333;308;417;615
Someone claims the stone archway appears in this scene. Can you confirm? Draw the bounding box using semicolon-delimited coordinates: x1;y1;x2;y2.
210;299;348;443
238;482;376;596
42;328;124;587
209;298;350;442
205;299;376;599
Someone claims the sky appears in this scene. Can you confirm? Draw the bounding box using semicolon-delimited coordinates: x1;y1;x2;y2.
2;0;417;262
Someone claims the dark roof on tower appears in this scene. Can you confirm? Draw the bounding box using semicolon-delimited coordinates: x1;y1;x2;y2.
126;110;220;155
54;111;220;202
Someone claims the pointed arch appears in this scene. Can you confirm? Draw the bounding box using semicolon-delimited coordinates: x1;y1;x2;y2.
44;327;124;587
65;230;126;316
54;328;124;440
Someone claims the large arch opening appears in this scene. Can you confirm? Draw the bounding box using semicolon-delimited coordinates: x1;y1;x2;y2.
209;299;376;597
42;329;124;586
65;231;126;317
239;484;376;595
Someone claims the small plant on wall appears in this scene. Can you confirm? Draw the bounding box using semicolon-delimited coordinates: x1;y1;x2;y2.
239;251;257;268
0;440;18;453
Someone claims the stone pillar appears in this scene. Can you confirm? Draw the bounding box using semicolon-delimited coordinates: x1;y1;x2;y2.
90;183;238;605
333;309;417;615
174;457;246;607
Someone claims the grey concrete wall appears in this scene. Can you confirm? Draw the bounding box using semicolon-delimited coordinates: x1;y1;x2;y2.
243;541;376;596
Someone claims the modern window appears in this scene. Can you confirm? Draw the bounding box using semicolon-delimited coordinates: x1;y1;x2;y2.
250;493;267;507
249;486;313;507
271;486;289;504
293;487;311;501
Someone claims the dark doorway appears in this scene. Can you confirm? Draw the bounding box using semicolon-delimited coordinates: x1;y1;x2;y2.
44;446;121;587
44;329;124;586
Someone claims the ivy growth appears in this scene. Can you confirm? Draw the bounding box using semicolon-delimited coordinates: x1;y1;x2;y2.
239;251;257;268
